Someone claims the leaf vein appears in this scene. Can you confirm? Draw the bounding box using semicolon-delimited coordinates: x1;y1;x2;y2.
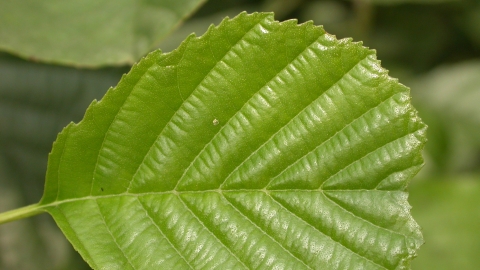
221;193;313;269
172;19;277;191
135;197;194;269
177;194;250;269
373;160;423;190
89;60;159;196
269;91;407;188
268;193;388;269
55;205;97;269
175;24;329;190
323;190;411;238
321;191;408;266
54;126;71;201
93;200;136;269
220;52;373;189
320;129;423;190
124;18;264;193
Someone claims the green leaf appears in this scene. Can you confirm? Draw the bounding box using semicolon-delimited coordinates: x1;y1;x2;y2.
8;12;426;269
0;0;206;67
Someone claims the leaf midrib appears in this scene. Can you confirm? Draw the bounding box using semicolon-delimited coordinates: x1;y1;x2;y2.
43;188;412;241
45;189;395;269
45;189;414;243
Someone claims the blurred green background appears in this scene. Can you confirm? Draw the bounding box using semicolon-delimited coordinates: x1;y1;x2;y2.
0;0;479;269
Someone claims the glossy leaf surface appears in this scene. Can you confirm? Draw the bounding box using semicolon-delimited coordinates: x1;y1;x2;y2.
40;12;426;269
0;0;206;67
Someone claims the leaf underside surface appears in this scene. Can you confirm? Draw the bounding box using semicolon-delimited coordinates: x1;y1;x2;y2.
40;12;426;269
0;0;206;67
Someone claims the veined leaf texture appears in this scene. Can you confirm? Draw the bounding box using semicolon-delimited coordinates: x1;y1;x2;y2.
39;12;426;269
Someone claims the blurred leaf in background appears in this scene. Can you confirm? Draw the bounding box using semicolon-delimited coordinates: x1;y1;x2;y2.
409;176;480;270
1;0;480;269
0;0;206;67
412;61;480;174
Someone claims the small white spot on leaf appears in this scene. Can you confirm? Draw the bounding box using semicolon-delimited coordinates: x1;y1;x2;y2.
213;118;219;125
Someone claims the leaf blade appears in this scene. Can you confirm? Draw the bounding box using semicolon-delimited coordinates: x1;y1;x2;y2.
40;12;426;269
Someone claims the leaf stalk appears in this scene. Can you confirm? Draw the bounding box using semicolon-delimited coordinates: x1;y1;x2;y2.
0;204;44;225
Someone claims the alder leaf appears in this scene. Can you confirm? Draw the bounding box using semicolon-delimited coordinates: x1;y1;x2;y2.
38;12;425;269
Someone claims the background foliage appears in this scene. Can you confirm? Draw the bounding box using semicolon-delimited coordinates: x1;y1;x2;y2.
0;0;479;269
